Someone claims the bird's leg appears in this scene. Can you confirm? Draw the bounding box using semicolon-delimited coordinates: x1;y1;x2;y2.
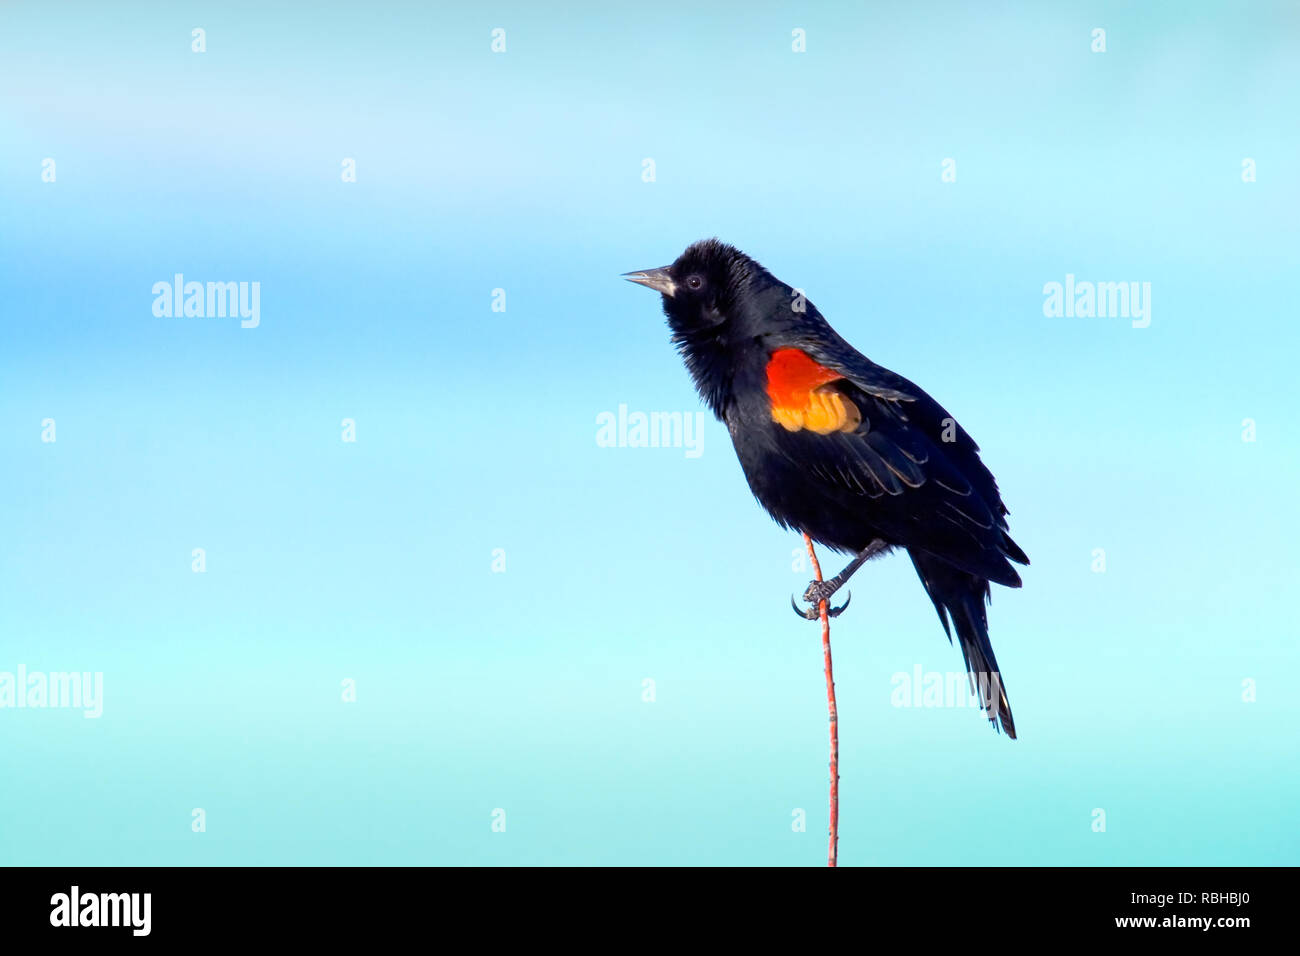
792;539;889;621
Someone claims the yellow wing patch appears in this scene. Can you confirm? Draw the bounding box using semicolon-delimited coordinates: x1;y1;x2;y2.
771;386;862;434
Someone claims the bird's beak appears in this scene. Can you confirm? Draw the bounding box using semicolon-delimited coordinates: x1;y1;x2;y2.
622;267;676;297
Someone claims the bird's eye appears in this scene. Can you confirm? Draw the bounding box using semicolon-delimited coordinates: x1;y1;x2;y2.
686;275;704;291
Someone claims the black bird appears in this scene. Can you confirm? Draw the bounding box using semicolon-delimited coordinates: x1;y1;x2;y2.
625;239;1028;737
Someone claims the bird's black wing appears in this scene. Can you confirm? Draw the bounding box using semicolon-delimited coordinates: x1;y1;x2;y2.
777;334;1028;586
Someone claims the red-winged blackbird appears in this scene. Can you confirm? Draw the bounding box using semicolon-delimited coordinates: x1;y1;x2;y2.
626;239;1028;737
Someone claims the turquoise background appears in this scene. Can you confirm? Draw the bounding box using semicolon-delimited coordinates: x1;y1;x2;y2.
1;1;1297;865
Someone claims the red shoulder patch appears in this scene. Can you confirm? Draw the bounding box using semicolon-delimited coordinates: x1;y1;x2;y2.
765;349;843;407
765;349;860;434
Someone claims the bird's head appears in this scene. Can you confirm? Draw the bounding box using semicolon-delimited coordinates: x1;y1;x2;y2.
623;238;771;340
624;239;799;416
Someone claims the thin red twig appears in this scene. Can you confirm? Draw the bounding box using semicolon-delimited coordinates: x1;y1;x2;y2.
803;532;837;867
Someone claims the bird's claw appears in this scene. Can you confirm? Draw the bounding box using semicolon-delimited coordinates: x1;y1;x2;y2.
803;580;834;605
790;589;851;621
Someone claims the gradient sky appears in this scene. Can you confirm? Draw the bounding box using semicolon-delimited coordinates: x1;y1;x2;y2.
1;1;1297;865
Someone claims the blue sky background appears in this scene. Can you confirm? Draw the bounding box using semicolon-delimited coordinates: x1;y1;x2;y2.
1;1;1297;865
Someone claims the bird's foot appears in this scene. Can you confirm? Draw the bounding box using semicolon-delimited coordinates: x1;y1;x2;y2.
790;583;851;621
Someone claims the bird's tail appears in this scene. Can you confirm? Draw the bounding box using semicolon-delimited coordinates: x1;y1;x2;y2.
909;552;1016;738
